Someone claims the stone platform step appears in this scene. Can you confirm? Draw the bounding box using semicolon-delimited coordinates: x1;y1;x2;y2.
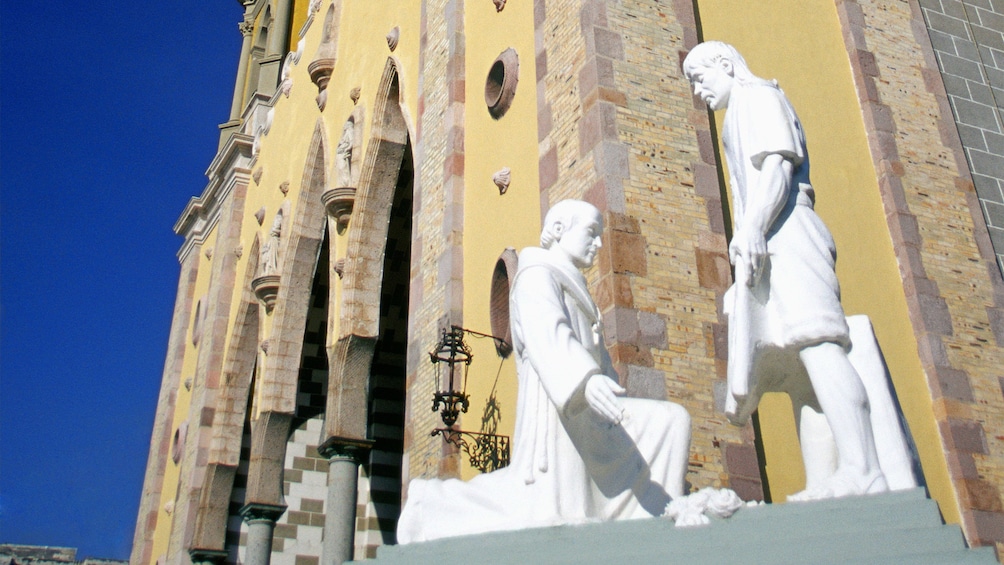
363;488;997;564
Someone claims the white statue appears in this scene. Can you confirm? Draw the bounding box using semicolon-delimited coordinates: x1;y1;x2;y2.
259;211;283;276
397;200;696;543
683;42;915;500
335;120;354;187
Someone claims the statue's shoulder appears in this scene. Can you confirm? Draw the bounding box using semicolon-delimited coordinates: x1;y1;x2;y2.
514;247;558;281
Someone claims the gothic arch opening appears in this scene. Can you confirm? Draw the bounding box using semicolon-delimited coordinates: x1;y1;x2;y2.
322;58;414;560
355;139;413;557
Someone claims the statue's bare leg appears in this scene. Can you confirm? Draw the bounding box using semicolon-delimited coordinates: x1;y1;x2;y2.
788;341;888;500
791;397;837;492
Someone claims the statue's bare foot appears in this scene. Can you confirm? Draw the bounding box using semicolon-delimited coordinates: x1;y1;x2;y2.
787;471;888;502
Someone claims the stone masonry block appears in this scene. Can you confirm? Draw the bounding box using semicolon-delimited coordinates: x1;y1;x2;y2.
695;247;731;292
927;10;972;38
934;366;977;402
610;230;647;275
940;72;971;98
983;130;1004;155
624;365;667;401
947;419;989;454
972;174;1002;199
959;124;990;151
606;211;640;234
986;200;1004;227
971;509;1004;545
608;306;640;343
693;162;723;199
971;150;1004;180
723;442;761;479
592;27;624;60
857;49;879;77
942;52;990;83
987;306;1004;345
956;36;984;63
960;479;1004;512
728;476;764;502
954;98;1001;131
927;28;958;54
638;310;667;349
973;23;1004;51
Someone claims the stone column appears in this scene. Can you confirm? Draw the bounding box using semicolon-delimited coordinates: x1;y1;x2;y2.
265;0;293;58
320;441;371;565
258;0;294;92
239;503;286;565
230;19;255;121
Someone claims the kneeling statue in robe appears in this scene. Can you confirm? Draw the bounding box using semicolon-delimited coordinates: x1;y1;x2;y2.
398;200;702;543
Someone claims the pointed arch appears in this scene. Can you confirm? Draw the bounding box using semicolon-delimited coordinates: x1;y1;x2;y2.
261;118;328;414
325;57;413;443
190;236;261;553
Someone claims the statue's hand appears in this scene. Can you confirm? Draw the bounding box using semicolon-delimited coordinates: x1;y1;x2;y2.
728;229;767;286
584;374;626;425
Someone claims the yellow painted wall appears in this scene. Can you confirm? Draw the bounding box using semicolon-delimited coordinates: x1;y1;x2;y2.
459;1;542;480
226;0;422;365
696;0;957;521
149;229;218;562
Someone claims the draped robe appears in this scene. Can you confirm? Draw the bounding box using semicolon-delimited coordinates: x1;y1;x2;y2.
397;247;690;543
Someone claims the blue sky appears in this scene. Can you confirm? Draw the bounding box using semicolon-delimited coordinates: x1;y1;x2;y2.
2;2;246;558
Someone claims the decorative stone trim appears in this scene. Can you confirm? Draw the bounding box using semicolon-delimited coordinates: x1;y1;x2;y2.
188;549;228;565
317;436;375;462
238;502;287;523
386;26;400;52
171;420;188;465
191;298;205;346
350;87;361;105
493;0;506;12
485;48;519;119
251;274;281;312
322;186;356;232
492;167;511;195
254;206;266;225
489;248;518;358
308;4;339;111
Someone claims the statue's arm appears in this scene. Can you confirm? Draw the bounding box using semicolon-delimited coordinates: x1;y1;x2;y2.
512;266;602;413
730;151;792;285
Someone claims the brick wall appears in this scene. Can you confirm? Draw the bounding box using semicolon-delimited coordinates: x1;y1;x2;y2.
837;0;1004;553
535;0;762;497
404;0;466;484
919;0;1004;275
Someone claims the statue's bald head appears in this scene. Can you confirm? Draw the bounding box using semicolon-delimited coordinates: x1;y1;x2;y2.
683;41;756;84
540;200;602;249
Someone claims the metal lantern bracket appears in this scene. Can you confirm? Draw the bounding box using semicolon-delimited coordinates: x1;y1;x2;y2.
428;325;512;472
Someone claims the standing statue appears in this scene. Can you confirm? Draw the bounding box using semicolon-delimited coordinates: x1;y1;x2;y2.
259;211;283;276
398;200;700;543
683;42;897;500
335;119;354;187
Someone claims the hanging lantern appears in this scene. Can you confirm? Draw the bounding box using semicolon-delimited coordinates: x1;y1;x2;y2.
429;326;472;427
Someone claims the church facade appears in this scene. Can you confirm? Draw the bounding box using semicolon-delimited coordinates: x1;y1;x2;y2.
133;1;1004;563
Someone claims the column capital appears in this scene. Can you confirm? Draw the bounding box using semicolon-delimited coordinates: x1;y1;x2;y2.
238;20;254;37
239;502;287;523
188;549;229;565
318;436;374;462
